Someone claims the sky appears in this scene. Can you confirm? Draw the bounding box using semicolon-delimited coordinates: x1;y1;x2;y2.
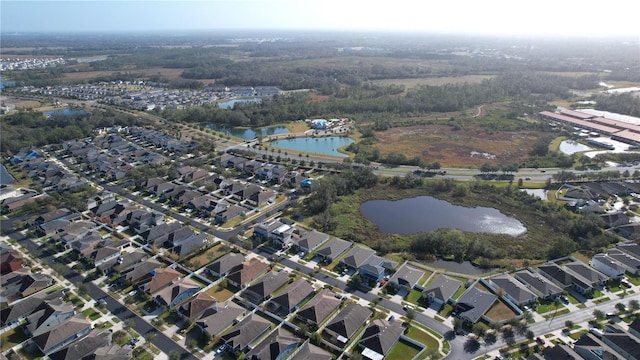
1;0;639;38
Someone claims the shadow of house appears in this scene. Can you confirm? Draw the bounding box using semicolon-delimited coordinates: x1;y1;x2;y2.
221;313;272;353
422;274;462;311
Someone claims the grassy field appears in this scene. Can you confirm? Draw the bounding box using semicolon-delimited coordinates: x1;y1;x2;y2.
386;339;422;360
371;75;495;89
485;299;518;323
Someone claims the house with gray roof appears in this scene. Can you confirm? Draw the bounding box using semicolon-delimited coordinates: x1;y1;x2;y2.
485;274;537;306
316;237;351;263
339;245;397;282
270;278;315;314
207;252;244;278
388;261;425;292
455;286;497;324
422;274;461;310
24;302;75;337
124;258;162;284
590;253;627;279
245;328;300;360
0;290;63;327
513;268;563;301
196;300;245;337
605;248;640;275
565;260;608;286
340;245;376;271
31;313;92;355
537;261;599;296
296;289;341;326
618;242;640;259
221;313;272;353
243;271;289;304
325;303;372;344
48;329;111;360
293;229;329;254
358;319;404;360
289;342;332;360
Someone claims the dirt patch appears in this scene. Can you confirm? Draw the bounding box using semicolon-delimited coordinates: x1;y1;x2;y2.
375;124;537;167
308;93;330;103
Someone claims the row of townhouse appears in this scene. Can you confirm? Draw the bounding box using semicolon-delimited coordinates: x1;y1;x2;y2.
220;154;311;186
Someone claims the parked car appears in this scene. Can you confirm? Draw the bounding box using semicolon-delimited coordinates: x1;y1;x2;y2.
536;336;546;345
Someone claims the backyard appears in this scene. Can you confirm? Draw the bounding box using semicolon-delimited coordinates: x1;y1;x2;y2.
386;339;422;360
485;299;518;323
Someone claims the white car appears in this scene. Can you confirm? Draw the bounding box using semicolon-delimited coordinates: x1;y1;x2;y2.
128;290;138;297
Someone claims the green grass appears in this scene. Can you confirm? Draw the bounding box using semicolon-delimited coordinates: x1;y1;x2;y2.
133;348;154;360
594;297;610;304
82;308;102;320
406;289;423;304
536;301;563;314
386;339;421;360
1;327;29;352
405;325;439;349
544;308;570;319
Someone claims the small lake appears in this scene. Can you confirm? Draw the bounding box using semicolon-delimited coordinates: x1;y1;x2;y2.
205;124;289;140
269;137;354;157
217;98;262;109
361;196;526;236
559;140;592;155
522;189;547;200
44;109;89;117
0;164;15;185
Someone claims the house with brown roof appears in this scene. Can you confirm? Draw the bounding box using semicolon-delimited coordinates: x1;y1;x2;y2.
31;313;92;355
289;342;332;360
269;278;315;314
325;303;372;344
296;289;341;327
226;260;269;289
0;249;23;274
245;327;300;360
139;267;182;294
178;292;217;320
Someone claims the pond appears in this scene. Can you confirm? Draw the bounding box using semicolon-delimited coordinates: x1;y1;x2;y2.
204;124;289;140
522;189;547;200
360;196;526;236
217;98;262;109
559;140;592;155
269;136;354;157
43;109;89;117
423;259;490;275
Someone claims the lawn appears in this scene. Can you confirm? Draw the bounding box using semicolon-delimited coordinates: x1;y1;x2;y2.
544;308;569;319
406;289;424;305
386;339;421;360
536;301;563;314
204;284;236;302
184;243;227;270
133;348;154;360
1;327;29;352
405;325;439;350
485;300;517;323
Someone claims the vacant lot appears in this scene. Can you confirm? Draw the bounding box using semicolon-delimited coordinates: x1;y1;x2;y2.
62;67;189;82
372;74;495;89
375;123;537;167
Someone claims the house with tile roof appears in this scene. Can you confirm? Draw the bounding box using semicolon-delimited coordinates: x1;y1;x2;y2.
226;260;269;289
207;252;245;278
154;277;200;309
139;267;182;294
245;327;300;360
178;292;217;320
315;237;351;264
288;342;332;360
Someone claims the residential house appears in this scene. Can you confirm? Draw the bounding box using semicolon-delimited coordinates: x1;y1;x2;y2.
325;303;372;344
600;212;630;228
358;319;404;360
340;245;375;272
207;252;244;278
288;342;332;360
315;237;351;264
48;329;113;360
226;260;269;289
597;248;640;275
340;245;397;282
296;289;341;327
196;301;245;337
590;253;627;279
269;223;295;249
253;219;286;240
243;271;289;304
292;229;329;254
139;222;181;245
0;273;54;304
0;249;23;274
0;290;64;327
246;328;299;360
24;302;75;337
269;278;315;314
574;332;625;360
565;260;608;288
92;246;121;268
618;242;640;259
124;258;162;285
388;261;425;293
139;267;182;294
485;274;537;307
106;249;149;275
220;313;272;353
247;189;276;207
154;277;200;309
455;287;497;324
512;268;563;301
422;274;462;310
31;314;92;355
178;292;217;321
537;262;595;296
599;326;640;360
214;204;245;223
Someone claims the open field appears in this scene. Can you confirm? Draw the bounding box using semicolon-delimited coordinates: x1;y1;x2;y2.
371;74;495;89
375;123;538;167
61;67;192;82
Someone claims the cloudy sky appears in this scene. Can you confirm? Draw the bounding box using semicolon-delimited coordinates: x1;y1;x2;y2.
1;0;638;38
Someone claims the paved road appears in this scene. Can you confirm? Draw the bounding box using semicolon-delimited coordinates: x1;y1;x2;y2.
13;235;198;360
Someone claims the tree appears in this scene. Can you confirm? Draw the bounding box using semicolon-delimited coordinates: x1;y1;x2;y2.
615;302;627;313
526;330;535;342
144;331;157;345
593;309;605;320
629;299;640;312
452;318;463;332
565;320;574;329
405;308;416;322
76;282;89;296
505;336;516;348
124;318;136;330
472;323;487;338
168;350;181;360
